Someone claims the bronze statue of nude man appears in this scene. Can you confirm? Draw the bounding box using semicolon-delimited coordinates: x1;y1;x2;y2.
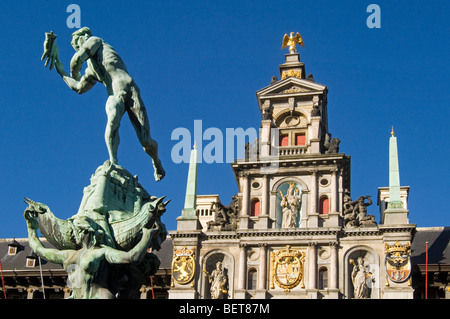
42;27;165;181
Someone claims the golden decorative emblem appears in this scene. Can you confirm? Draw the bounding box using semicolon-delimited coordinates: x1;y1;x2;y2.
281;32;305;54
171;246;196;286
385;241;411;283
281;70;302;80
271;245;305;291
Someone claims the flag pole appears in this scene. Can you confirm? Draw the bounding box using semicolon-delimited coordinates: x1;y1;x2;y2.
425;241;428;299
150;275;155;299
38;257;46;299
0;260;6;299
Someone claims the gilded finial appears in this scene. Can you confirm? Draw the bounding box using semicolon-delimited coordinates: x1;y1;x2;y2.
193;141;197;150
391;126;395;137
281;32;304;54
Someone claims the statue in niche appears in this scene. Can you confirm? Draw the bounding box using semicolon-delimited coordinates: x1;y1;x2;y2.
204;261;228;299
324;133;340;154
350;257;374;299
342;192;377;228
207;195;239;231
41;27;165;181
279;182;301;228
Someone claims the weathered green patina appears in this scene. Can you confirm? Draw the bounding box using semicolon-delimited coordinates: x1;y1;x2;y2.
41;27;165;181
388;129;402;208
22;28;170;299
24;161;169;299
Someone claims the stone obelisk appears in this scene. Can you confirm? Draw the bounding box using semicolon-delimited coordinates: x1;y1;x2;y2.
383;128;409;224
176;145;201;230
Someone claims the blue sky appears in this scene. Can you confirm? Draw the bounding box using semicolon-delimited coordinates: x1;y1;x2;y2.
0;1;448;238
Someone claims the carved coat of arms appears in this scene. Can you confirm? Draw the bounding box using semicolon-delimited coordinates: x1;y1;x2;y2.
385;242;411;283
171;246;196;286
271;245;305;291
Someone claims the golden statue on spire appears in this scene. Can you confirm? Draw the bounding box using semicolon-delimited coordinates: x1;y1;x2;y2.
281;32;305;53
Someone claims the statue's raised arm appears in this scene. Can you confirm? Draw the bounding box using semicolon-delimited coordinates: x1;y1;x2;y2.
41;31;59;70
23;201;72;265
41;27;165;181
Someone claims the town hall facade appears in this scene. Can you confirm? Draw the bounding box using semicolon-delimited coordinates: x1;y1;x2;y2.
168;36;418;299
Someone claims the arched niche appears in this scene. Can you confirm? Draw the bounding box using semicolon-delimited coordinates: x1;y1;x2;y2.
343;246;381;299
271;177;309;228
200;250;235;299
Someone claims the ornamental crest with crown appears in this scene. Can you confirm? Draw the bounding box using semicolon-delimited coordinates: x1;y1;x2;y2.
385;241;411;284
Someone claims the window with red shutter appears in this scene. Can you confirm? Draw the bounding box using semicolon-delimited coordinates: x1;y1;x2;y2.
295;133;305;146
319;196;329;215
251;199;260;217
280;134;289;147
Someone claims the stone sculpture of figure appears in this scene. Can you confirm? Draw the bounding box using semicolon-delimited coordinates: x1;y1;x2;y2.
353;195;377;227
207;199;238;231
306;73;315;82
311;104;320;116
342;189;358;228
24;207;161;299
270;75;278;85
342;192;377;228
41;27;165;181
353;195;372;218
280;183;301;228
204;261;228;299
324;133;340;154
351;257;372;299
245;138;260;160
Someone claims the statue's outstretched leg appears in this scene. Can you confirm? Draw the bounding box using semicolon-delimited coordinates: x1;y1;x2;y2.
126;86;165;181
105;95;126;165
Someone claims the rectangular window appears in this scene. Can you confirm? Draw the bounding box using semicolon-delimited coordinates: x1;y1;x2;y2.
279;134;289;147
247;270;257;290
8;246;17;255
319;268;328;289
26;257;36;268
251;199;260;217
320;197;329;215
295;133;305;146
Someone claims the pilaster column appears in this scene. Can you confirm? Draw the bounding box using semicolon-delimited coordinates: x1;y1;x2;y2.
269;190;277;221
330;168;338;213
261;174;268;216
242;173;249;216
258;244;267;290
308;242;317;289
329;242;338;289
240;173;250;229
310;169;318;215
308;169;319;227
238;244;247;290
260;114;272;157
338;171;344;213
